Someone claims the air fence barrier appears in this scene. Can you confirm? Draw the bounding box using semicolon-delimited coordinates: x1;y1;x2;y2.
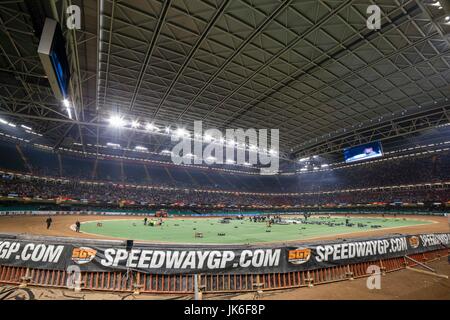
0;233;448;294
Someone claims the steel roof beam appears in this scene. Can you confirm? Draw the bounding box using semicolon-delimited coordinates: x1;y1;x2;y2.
266;2;447;144
152;0;232;118
128;0;172;112
292;104;450;158
175;0;294;120
199;0;353;122
222;2;422;128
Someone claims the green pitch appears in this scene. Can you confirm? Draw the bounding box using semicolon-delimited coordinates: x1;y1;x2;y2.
79;216;430;244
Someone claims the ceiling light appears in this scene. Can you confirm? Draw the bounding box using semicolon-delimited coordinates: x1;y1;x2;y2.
63;99;72;120
174;128;189;137
108;115;125;128
145;123;159;131
21;125;32;130
131;120;140;128
106;142;120;148
66;107;72;120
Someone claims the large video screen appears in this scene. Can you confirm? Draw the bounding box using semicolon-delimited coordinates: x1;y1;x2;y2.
38;18;70;100
49;27;70;98
344;141;383;163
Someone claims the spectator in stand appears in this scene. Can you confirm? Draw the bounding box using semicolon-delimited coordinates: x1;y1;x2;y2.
0;150;449;208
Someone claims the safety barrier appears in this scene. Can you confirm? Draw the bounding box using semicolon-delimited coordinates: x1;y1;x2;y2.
0;248;447;294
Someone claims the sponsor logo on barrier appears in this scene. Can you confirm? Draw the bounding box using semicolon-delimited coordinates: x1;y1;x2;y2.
0;232;447;275
287;248;311;265
408;236;420;249
71;247;97;265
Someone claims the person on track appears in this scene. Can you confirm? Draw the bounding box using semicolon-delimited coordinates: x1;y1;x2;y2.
46;217;53;230
75;220;81;233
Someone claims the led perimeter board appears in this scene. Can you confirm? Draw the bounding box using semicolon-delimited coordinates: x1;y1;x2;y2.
344;141;383;163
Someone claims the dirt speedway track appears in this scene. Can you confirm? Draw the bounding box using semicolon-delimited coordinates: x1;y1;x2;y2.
0;214;448;300
0;214;448;243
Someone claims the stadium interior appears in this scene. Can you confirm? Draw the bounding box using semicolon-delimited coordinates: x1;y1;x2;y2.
0;0;449;301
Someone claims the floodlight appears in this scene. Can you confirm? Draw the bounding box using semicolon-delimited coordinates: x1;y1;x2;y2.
131;120;140;128
108;115;125;128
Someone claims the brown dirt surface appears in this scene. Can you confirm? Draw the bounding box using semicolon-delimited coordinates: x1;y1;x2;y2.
0;214;448;300
257;258;450;300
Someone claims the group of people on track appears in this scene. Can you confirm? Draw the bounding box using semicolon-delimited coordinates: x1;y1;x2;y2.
144;217;164;227
45;217;81;233
250;214;283;224
45;216;166;233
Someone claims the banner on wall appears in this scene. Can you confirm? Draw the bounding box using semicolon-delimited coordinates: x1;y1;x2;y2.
0;233;448;275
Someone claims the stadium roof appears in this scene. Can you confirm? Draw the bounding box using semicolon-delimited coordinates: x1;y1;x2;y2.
0;0;449;162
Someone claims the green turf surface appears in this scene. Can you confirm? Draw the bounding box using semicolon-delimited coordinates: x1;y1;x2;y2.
79;216;430;244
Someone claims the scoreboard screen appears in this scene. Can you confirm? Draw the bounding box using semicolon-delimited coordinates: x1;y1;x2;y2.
38;18;70;100
344;141;383;163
